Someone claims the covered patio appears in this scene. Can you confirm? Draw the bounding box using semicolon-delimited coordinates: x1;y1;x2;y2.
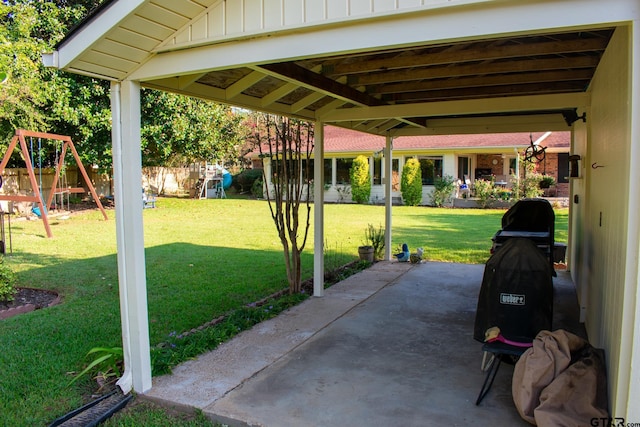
144;261;585;426
45;0;640;421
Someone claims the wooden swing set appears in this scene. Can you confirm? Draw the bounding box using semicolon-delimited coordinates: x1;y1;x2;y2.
0;129;108;238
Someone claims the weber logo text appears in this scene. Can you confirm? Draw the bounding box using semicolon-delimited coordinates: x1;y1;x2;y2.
500;293;525;305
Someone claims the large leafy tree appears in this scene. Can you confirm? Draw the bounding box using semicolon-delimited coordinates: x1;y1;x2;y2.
140;89;246;167
1;0;246;172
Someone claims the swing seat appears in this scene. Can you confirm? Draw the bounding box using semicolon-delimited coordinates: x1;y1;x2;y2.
32;206;46;218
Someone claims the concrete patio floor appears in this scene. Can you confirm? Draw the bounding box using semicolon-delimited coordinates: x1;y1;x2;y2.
144;261;584;427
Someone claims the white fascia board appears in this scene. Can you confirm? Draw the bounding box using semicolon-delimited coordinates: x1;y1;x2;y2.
129;0;637;82
55;0;148;70
323;93;590;123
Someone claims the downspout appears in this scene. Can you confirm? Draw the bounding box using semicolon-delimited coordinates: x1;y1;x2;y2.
110;82;132;395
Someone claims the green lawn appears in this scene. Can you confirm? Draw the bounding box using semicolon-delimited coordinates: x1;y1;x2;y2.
0;198;568;426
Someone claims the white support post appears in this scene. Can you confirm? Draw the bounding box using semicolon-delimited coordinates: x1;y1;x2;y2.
384;134;393;260
111;80;152;394
313;123;325;297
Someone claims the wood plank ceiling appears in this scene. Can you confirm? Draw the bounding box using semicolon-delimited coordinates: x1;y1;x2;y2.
175;28;613;134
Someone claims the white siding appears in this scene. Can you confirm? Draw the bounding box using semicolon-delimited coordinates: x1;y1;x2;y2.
164;0;495;49
584;26;632;416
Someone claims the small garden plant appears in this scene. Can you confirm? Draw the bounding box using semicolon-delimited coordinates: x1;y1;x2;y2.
431;174;456;207
69;346;124;389
0;257;16;302
472;179;496;208
364;223;385;260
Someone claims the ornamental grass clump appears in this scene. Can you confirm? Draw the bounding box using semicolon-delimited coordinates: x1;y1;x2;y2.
0;257;16;302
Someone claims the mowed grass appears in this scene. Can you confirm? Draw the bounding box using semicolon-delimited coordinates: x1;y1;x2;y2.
0;197;568;426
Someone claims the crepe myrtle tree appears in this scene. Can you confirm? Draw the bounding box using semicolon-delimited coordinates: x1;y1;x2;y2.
253;115;313;294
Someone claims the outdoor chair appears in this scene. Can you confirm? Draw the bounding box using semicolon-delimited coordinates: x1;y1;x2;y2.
457;175;471;198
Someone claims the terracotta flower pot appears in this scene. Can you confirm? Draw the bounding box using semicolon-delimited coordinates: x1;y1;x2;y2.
358;246;374;262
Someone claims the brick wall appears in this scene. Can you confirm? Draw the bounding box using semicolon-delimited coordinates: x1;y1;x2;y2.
476;153;569;197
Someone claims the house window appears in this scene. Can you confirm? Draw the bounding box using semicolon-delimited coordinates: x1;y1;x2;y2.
508;157;518;175
272;158;306;182
373;157;382;185
324;159;332;185
418;157;443;185
336;158;352;185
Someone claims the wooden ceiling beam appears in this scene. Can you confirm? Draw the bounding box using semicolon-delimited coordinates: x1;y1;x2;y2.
382;81;589;103
259;62;385;107
314;99;348;119
258;62;426;128
260;82;298;107
349;55;600;86
291;92;326;113
225;71;265;99
369;69;595;95
325;37;609;76
320;92;590;122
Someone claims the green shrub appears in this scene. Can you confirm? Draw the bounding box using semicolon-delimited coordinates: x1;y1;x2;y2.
233;169;263;193
251;177;264;199
539;175;556;189
349;155;371;204
473;179;495;208
509;174;522;200
0;257;16;302
430;174;456;207
401;158;422;206
522;172;544;198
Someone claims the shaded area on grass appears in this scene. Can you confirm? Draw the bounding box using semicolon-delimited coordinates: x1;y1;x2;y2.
0;200;568;426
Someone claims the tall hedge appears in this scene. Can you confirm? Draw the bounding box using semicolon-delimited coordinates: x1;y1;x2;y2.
350;155;371;204
401;158;422;206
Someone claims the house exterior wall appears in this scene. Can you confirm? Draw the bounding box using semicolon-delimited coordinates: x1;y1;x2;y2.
581;26;633;416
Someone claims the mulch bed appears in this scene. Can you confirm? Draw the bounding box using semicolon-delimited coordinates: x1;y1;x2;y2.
0;287;60;319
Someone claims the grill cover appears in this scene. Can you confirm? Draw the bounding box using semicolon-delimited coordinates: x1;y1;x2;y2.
474;238;553;343
501;198;555;235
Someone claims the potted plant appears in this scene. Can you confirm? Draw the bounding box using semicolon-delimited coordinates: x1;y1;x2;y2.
357;245;374;262
363;223;385;261
538;175;556;189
